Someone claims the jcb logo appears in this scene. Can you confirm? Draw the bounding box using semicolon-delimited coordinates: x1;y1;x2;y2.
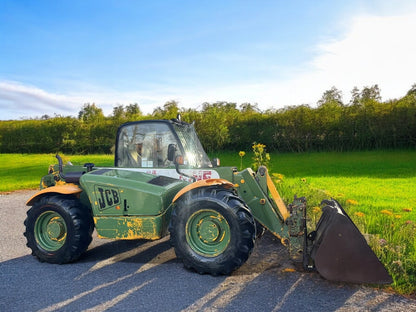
95;186;120;210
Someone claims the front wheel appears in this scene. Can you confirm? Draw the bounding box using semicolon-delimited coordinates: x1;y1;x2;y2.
169;187;256;275
24;195;93;264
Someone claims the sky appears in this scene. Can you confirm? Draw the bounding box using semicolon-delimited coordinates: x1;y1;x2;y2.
1;0;416;120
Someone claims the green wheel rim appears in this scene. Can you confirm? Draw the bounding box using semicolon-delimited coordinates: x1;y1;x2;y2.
35;211;67;251
186;209;230;257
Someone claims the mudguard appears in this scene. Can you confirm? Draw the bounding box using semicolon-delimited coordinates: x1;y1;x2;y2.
26;184;82;206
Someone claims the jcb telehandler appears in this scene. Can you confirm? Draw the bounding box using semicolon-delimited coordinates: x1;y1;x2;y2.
24;116;392;284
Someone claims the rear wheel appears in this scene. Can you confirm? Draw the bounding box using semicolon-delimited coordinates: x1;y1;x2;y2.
170;186;256;275
24;195;93;264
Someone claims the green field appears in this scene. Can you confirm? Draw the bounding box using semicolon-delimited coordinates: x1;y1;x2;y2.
219;150;416;218
0;154;114;192
1;150;415;295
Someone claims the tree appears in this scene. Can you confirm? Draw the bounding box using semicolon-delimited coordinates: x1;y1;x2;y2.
78;103;104;123
317;86;343;107
316;87;345;150
406;83;416;96
197;102;232;152
112;105;125;120
361;85;381;102
350;86;360;105
125;103;142;120
153;100;180;119
239;103;261;114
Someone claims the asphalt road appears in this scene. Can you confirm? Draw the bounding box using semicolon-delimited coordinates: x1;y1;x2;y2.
1;190;415;312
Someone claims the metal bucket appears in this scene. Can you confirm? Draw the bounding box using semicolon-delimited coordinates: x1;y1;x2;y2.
310;200;392;284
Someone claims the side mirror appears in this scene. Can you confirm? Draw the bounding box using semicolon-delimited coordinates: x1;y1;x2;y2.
167;144;177;161
169;146;195;182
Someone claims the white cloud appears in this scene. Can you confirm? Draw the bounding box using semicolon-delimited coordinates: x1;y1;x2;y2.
307;13;416;101
0;81;81;119
0;81;158;119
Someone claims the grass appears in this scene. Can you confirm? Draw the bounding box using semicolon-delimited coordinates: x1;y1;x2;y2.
1;150;415;295
219;150;416;217
0;154;113;192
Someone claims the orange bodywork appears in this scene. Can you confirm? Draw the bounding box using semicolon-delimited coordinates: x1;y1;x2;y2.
172;178;234;203
26;184;82;206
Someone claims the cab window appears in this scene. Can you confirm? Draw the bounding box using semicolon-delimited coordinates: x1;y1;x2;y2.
116;123;177;168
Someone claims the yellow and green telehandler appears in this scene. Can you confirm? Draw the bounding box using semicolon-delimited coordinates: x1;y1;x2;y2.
24;116;392;284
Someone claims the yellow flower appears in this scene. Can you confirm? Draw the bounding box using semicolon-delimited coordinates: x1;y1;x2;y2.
239;151;246;157
346;199;358;205
312;206;321;214
252;143;265;153
272;173;284;180
394;214;402;219
271;173;284;184
380;209;393;216
301;178;307;182
354;212;365;218
324;190;332;197
402;208;412;212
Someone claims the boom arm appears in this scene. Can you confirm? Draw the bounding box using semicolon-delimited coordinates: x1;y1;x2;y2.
233;167;305;261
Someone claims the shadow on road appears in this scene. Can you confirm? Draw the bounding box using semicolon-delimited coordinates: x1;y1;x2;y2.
1;232;414;312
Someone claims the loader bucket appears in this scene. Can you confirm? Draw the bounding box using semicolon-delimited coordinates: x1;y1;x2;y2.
310;199;392;284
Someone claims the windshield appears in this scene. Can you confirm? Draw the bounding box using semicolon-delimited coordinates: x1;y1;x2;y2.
173;123;212;168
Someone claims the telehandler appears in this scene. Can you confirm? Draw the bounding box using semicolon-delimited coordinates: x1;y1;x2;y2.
24;116;392;284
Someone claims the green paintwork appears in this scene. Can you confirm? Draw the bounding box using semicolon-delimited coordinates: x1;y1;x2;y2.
231;168;305;257
93;212;171;240
185;209;231;257
211;166;235;182
233;168;286;231
79;168;188;239
35;211;67;251
80;169;187;215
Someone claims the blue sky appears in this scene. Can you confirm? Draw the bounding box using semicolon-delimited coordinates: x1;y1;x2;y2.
1;1;415;120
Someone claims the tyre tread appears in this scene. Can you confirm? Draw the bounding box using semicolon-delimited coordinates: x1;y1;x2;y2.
169;186;255;275
24;194;93;264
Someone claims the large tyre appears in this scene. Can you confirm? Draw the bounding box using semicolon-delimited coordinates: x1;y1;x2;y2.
24;194;94;264
169;186;256;275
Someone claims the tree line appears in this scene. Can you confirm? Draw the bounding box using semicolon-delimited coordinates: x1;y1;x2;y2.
1;85;415;154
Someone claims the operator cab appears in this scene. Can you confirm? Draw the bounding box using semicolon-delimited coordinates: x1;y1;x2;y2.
115;118;214;169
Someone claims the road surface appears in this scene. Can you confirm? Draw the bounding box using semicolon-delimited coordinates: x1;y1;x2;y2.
1;190;415;312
